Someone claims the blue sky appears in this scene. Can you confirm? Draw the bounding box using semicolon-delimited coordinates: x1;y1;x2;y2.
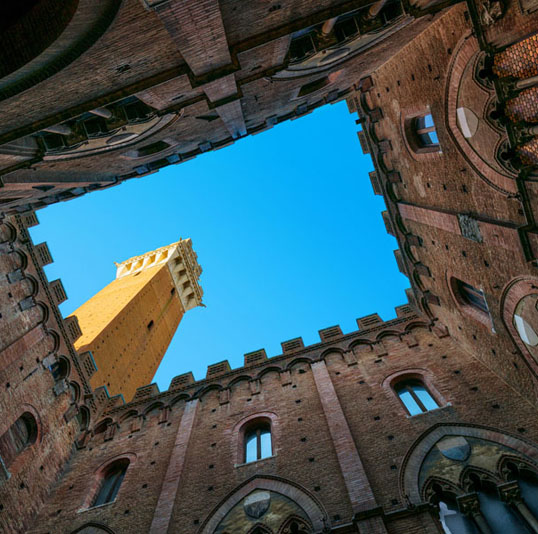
30;100;409;391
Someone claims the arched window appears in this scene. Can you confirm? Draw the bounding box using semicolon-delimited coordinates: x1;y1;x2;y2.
244;421;272;463
454;279;489;313
91;460;129;507
0;412;38;468
394;379;439;416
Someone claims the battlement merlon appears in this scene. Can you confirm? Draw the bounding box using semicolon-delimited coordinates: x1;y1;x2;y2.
114;238;203;311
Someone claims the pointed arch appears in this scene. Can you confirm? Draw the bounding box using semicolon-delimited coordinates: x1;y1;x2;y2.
71;523;116;534
247;524;273;534
400;423;538;504
198;475;329;534
278;514;312;534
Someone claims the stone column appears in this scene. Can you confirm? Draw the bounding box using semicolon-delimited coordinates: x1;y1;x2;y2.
457;493;492;534
498;481;538;533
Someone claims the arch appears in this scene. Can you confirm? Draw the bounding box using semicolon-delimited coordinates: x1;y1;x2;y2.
319;347;345;360
400;424;538;505
232;412;278;466
375;330;401;342
444;33;516;195
446;273;493;329
119;410;138;423
143;402;164;417
500;276;538;375
195;384;223;400
71;523;116;534
459;465;501;492
198;476;328;534
80;453;137;510
0;0;121;102
92;417;112;435
286;358;312;370
69;381;81;403
277;515;312;534
170;393;191;406
256;366;283;381
404;321;431;334
50;356;70;381
227;374;253;389
76;405;91;432
383;368;446;416
348;339;373;352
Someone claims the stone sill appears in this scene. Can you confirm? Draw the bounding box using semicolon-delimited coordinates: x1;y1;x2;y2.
235;455;277;469
78;501;116;514
407;403;453;419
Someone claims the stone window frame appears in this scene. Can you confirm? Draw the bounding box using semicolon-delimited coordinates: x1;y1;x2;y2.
401;106;443;160
79;453;137;511
232;412;279;468
382;368;448;417
447;273;494;331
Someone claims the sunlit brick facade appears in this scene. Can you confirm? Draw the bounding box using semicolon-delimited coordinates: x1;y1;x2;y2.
1;0;538;533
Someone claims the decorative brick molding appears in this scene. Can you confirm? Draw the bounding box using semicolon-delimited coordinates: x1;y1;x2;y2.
149;399;199;534
444;33;517;195
400;424;538;504
500;276;538;376
311;360;382;517
198;475;328;534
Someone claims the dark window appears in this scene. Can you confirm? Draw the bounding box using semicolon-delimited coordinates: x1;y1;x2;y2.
414;113;439;147
83;117;109;138
289;33;316;62
298;77;330;97
41;133;66;152
0;413;37;468
455;279;489;313
92;460;129;507
147;320;154;330
394;380;439;416
334;16;359;42
123;101;152;123
244;422;272;463
136;141;170;158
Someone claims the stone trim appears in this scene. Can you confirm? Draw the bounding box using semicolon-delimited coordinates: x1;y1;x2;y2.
400;423;538;504
381;368;448;416
198;475;328;534
500;276;538;376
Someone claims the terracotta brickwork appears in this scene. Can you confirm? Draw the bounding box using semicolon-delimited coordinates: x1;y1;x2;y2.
1;1;538;532
0;0;447;214
350;3;538;409
0;214;98;534
25;315;538;534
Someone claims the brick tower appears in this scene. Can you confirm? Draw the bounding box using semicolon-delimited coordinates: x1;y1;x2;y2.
72;239;203;401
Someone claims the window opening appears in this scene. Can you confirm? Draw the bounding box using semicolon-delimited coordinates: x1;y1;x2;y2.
415;113;439;147
92;461;129;507
394;380;439;415
244;423;272;463
455;279;488;314
289;34;316;62
0;413;37;468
